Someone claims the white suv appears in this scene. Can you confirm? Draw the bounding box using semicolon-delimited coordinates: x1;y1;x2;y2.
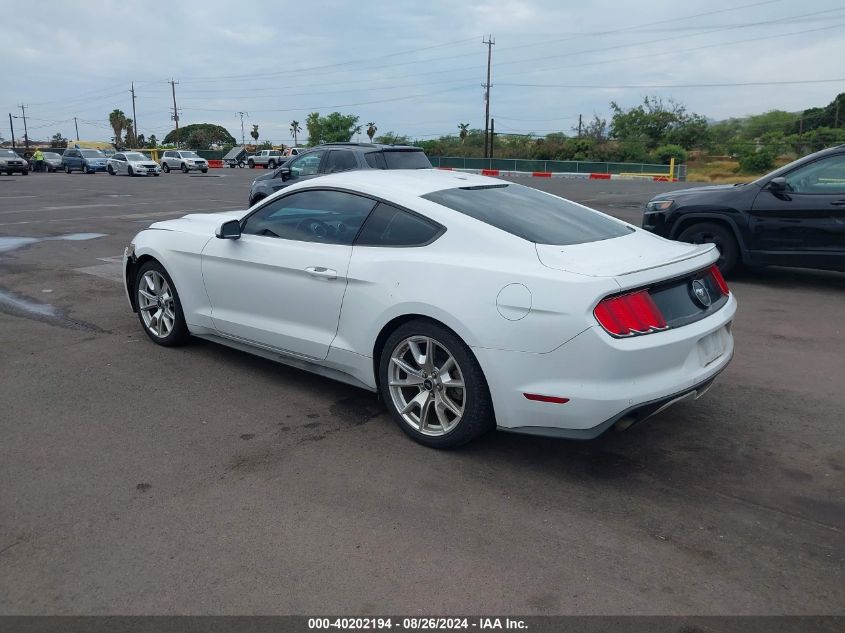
159;150;209;173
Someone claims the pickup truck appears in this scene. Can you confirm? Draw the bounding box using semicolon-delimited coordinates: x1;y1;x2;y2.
246;150;285;169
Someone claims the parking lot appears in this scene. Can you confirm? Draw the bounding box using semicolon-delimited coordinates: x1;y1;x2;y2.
1;169;843;615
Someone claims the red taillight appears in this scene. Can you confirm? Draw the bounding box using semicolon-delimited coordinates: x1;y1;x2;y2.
524;393;570;404
593;290;667;337
709;264;730;296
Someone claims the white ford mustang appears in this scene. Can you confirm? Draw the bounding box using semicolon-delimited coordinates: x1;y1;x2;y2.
124;169;736;447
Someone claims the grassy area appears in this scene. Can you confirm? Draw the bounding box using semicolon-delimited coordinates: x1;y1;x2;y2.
686;160;761;183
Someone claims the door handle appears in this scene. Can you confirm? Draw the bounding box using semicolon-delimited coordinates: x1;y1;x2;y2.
831;200;845;206
305;266;337;280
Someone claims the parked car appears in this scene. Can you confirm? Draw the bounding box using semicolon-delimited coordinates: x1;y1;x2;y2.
643;144;845;275
28;151;63;172
124;169;735;448
108;152;161;177
248;143;431;206
62;148;109;173
247;149;284;169
160;150;208;173
0;149;29;175
283;147;307;157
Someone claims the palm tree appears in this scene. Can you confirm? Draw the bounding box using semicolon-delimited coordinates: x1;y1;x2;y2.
289;120;301;146
366;122;377;142
458;123;469;144
250;124;259;147
124;118;134;147
109;109;127;145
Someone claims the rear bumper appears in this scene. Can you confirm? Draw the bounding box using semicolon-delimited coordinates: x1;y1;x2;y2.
474;294;737;438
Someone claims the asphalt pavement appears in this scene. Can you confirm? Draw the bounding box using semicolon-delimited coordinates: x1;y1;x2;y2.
0;168;843;615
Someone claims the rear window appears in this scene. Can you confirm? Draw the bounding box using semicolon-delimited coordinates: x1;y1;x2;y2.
422;183;632;245
80;150;105;158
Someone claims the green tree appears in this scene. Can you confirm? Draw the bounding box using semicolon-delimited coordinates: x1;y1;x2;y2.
306;112;321;145
741;110;798;139
163;124;235;147
289;120;301;146
250;124;259;145
652;144;688;164
320;112;360;143
50;132;67;148
738;147;775;173
610;97;708;149
374;131;410;145
109;109;128;145
124;118;135;147
147;134;158;148
458;123;469;144
366;122;377;142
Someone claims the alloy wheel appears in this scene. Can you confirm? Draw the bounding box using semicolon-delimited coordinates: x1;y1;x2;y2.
388;336;466;436
138;270;176;338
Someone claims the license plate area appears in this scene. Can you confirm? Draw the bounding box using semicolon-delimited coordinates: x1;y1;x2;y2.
698;327;727;366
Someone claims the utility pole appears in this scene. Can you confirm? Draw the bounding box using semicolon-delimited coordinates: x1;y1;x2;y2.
74;117;80;141
482;35;495;159
19;104;29;151
9;113;16;150
130;82;138;146
577;114;583;138
237;111;247;146
170;79;180;148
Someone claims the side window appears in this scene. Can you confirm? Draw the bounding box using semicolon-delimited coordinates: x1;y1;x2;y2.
242;190;376;245
784;155;845;194
114;154;124;161
364;152;387;169
324;151;358;174
289;151;324;178
355;203;443;247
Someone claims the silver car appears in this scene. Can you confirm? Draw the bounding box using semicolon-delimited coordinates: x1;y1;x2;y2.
108;152;161;177
159;150;208;173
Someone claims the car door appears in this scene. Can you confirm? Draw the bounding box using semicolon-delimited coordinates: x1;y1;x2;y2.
112;154;123;173
164;151;175;167
200;189;377;360
749;152;845;269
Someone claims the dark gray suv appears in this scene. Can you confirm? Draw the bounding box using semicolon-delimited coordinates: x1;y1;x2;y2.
247;143;431;206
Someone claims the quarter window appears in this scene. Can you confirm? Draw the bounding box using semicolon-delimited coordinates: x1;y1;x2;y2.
242;190;376;245
355;203;442;247
784;154;845;194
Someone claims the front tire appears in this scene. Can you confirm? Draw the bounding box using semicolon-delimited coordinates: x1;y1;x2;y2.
65;165;72;174
677;222;739;276
127;166;134;177
181;163;189;173
108;165;115;175
248;160;255;169
268;160;276;169
379;320;494;448
162;163;170;173
135;260;189;346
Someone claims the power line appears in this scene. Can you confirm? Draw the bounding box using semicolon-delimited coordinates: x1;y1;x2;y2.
497;78;845;89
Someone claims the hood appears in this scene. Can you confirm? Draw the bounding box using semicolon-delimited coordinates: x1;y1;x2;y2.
535;229;715;278
149;211;244;234
254;171;277;182
651;182;749;201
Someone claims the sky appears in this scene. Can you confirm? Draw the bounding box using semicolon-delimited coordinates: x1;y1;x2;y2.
2;0;844;146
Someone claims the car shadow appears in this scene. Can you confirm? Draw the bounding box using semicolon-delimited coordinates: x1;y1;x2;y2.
730;265;845;291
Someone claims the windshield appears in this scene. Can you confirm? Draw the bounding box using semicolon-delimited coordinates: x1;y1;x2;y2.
80;150;105;158
1;150;20;158
125;152;149;161
43;152;61;159
180;151;200;158
422;183;632;245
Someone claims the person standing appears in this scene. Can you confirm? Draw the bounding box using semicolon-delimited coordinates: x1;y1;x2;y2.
33;148;45;173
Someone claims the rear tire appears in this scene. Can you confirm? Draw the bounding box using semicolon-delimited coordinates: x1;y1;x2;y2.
378;319;494;448
248;160;255;169
677;222;739;276
268;160;276;169
134;260;190;347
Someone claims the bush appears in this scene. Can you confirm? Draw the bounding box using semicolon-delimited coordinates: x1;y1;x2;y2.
652;144;688;164
738;148;775;173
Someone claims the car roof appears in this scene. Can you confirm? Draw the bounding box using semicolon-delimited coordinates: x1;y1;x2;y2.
316;142;423;152
282;168;505;198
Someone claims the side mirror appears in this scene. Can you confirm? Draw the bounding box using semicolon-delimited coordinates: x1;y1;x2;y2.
768;176;787;192
215;219;241;240
279;166;291;180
